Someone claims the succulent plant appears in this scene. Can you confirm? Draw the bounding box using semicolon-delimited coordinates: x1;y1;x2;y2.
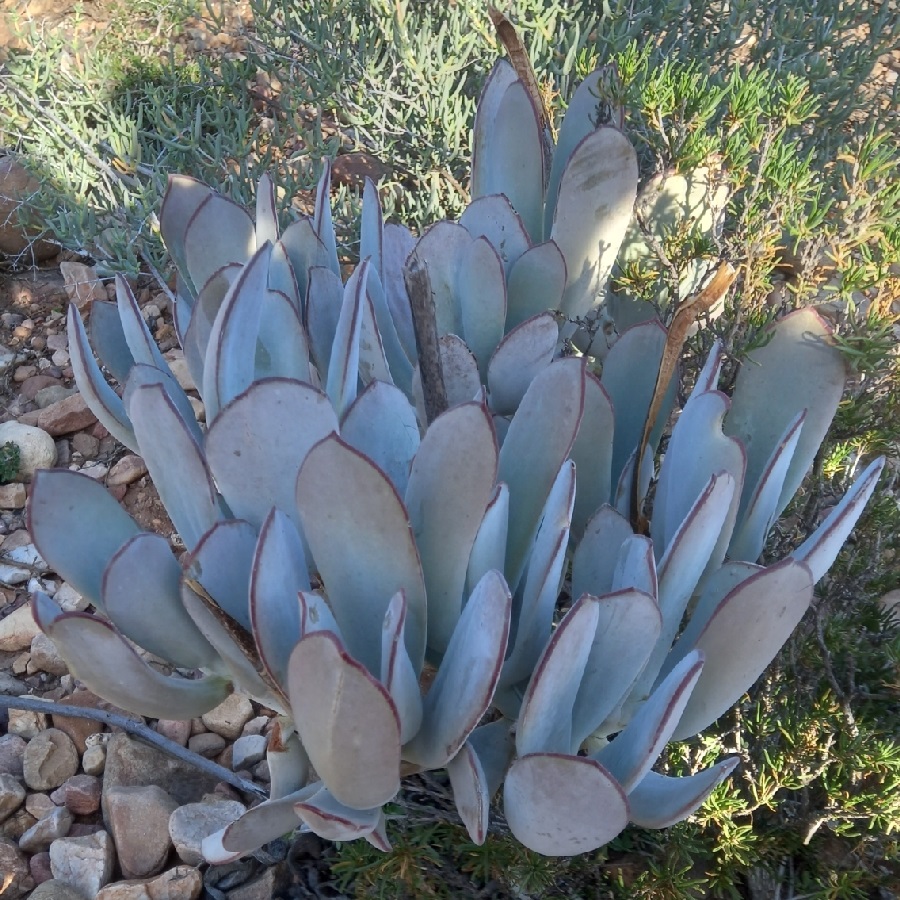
27;50;885;860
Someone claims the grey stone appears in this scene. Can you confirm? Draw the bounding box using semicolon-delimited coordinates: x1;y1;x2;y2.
102;734;219;816
168;800;245;866
35;384;76;409
0;835;34;898
95;865;203;900
19;805;73;852
0;734;26;777
106;785;178;879
7;705;49;740
0;421;56;480
30;631;69;675
0;603;41;651
54;582;87;612
25;793;55;819
107;454;148;486
28;880;87;900
82;743;107;776
187;731;226;758
23;728;79;791
0;772;25;823
226;861;290;900
232;734;267;771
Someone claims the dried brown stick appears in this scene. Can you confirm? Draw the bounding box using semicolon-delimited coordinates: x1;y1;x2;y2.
0;694;268;799
630;261;738;534
404;256;448;425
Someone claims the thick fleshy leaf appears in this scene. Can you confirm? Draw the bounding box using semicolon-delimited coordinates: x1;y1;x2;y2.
404;570;511;769
180;580;283;708
269;240;302;312
129;382;221;549
367;268;413;394
447;742;490;844
206;378;338;531
296;434;426;673
459;237;507;379
183;192;255;294
793;456;885;582
288;631;401;809
405;402;498;655
281;218;334;310
465;483;509;597
159;174;214;295
360;178;383;277
123;362;204;448
312;160;340;277
203;244;271;420
183;519;257;630
255;172;278;248
382;223;417;362
725;308;846;522
545;65;620;233
505;240;567;332
501;461;575;689
571;505;634;600
487;313;559;416
728;412;804;562
627;473;735;709
474;79;545;242
653;390;745;568
341;381;419;496
255;290;311;383
498;357;585;590
516;594;600;757
504;753;628;855
306;265;344;375
33;592;229;718
570;371;615;540
550;127;638;321
116;276;168;371
439;334;481;406
601;320;673;495
380;592;423;743
267;724;310;800
298;590;339;636
471;59;519;196
28;469;141;606
571;588;662;746
213;784;319;858
628;758;739;829
459;194;531;273
102;531;217;669
594;651;704;791
88;299;133;384
67;305;137;451
357;286;393;386
410;221;471;337
671;559;813;740
295;787;383;841
326;260;368;418
611;535;657;597
468;720;515;799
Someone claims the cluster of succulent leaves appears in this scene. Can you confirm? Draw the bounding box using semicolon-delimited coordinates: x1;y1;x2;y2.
26;39;889;868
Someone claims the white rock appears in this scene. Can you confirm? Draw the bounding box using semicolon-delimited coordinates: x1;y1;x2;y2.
5;542;48;572
49;829;116;896
6;705;48;739
0;773;25;824
82;744;107;776
164;353;195;392
54;582;88;613
18;805;73;852
0;604;42;651
0;421;56;481
168;800;245;866
0;563;29;584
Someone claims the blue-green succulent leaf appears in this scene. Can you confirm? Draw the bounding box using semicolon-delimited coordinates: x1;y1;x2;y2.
103;531;218;669
288;631;401;809
358;286;393;386
671;559;813;740
405;402;498;656
366;267;413;395
466;482;509;598
594;650;703;791
404;570;510;769
28;469;141;607
326;260;368;418
296;433;427;674
505;240;567;331
88;299;133;384
267;725;310;801
504;753;628;855
498;357;585;591
447;741;490;844
255;172;278;248
725;308;846;524
571;504;634;600
124;362;203;447
116;275;168;371
312;160;340;277
628;758;739;828
282;218;334;317
32;592;229;719
410;221;471;337
360;178;383;279
487;312;559;417
380;591;423;743
255;290;311;383
459;194;530;274
129;382;221;549
306;265;344;377
269;240;302;312
383;223;417;362
295;786;383;841
159;174;215;298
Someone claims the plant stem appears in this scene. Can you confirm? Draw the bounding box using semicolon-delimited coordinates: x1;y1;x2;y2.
0;695;268;800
